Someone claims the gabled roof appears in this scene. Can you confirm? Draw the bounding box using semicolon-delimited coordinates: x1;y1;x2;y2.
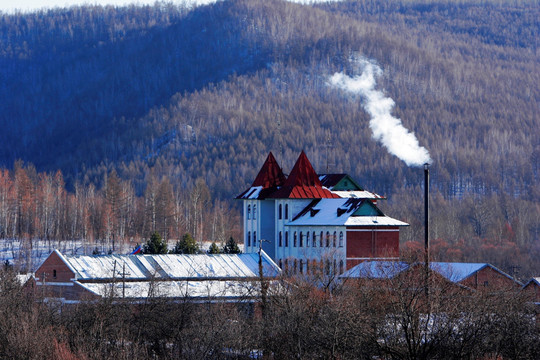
319;174;385;200
271;151;340;199
430;262;519;284
340;261;518;286
523;277;540;289
340;261;409;279
53;251;280;281
236;152;286;200
288;198;408;227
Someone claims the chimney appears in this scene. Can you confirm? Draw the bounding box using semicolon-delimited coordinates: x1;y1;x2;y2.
424;163;429;265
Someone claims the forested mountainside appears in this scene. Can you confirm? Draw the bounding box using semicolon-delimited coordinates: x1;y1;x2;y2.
0;1;538;275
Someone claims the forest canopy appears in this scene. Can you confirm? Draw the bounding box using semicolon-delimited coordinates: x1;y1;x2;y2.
0;0;538;276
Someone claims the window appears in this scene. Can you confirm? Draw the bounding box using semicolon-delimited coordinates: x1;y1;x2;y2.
293;232;297;247
326;260;330;275
253;204;257;219
285;231;289;247
293;259;297;274
320;231;324;247
339;260;344;274
279;259;283;269
284;259;289;272
247;231;251;247
305;232;309;247
339;232;344;247
312;232;316;247
285;204;289;219
326;231;330;247
53;269;57;278
279;231;283;247
253;231;257;248
299;259;303;274
333;259;337;274
247;205;251;220
333;231;337;247
306;260;310;274
278;204;282;219
483;281;489;287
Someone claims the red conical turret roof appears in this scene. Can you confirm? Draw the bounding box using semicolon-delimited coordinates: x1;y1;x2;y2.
251;152;286;188
271;151;340;199
236;152;286;199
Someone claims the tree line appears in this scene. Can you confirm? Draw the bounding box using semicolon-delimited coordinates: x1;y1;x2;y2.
0;163;241;257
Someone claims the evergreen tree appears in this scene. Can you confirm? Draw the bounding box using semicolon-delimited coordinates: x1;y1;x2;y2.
223;237;241;254
143;232;168;254
208;242;221;254
173;233;200;254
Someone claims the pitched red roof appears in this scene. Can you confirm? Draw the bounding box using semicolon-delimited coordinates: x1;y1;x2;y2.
236;152;286;199
251;152;286;188
271;151;340;199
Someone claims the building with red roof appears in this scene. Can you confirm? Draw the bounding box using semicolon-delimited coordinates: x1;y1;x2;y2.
237;152;408;274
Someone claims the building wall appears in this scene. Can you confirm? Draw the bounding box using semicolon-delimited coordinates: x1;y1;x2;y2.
34;251;75;283
345;227;399;269
460;266;519;290
260;200;276;258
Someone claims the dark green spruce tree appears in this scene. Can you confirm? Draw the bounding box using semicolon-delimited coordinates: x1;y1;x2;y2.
143;232;168;254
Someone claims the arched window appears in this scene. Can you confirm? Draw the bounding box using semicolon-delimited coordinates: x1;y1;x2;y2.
253;231;257;248
278;204;282;219
279;259;283;269
306;232;310;247
285;204;289;219
339;232;344;247
299;259;303;274
333;259;337;274
285;231;289;247
279;231;283;247
326;231;330;247
312;232;316;247
293;232;297;247
339;260;344;274
299;232;303;247
333;231;337;247
253;204;257;219
320;231;324;247
293;259;297;274
247;231;251;247
53;269;57;278
284;259;289;272
247;205;251;220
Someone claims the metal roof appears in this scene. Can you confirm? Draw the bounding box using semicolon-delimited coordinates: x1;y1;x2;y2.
59;251;280;281
77;279;283;300
341;261;516;284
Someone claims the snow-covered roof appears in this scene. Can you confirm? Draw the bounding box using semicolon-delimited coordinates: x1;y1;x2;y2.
287;198;408;227
77;279;283;300
340;261;409;279
60;251;280;281
341;261;517;285
330;190;384;199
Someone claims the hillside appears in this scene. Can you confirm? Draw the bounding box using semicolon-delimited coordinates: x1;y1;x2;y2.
0;0;538;275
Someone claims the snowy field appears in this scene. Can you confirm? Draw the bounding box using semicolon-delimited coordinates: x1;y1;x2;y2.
0;239;244;272
0;239;138;271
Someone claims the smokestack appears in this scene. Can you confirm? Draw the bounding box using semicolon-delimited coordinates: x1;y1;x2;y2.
424;163;429;265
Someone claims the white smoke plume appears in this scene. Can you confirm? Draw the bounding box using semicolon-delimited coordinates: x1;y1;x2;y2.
329;57;431;167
